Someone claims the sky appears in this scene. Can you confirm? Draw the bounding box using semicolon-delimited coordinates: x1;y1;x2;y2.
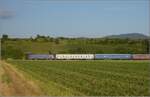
0;0;149;38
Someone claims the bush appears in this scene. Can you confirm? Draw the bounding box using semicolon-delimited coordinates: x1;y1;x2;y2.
1;46;24;59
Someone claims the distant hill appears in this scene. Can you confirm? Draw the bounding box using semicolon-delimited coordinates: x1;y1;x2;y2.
105;33;149;39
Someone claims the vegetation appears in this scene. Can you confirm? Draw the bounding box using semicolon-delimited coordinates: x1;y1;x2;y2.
7;60;150;96
1;45;24;59
0;61;42;96
1;73;12;84
1;34;149;59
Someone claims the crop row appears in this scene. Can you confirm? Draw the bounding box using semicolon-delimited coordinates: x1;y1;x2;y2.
7;60;150;96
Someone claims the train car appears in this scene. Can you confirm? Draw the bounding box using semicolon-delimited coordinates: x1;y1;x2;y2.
132;54;150;60
95;54;132;60
56;54;94;60
28;54;54;60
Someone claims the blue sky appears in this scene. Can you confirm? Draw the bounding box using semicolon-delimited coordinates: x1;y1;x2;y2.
0;0;149;38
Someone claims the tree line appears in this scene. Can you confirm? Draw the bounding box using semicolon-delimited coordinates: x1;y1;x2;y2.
1;34;149;59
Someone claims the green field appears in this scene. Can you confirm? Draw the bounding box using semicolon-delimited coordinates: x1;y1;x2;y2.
7;60;150;96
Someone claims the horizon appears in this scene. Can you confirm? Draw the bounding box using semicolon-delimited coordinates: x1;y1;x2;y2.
0;0;149;38
0;32;149;39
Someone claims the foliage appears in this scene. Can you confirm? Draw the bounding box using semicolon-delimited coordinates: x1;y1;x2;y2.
54;39;59;44
1;45;24;59
1;34;149;59
2;34;8;40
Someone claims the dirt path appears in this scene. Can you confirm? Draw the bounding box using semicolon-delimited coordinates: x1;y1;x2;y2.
0;61;42;96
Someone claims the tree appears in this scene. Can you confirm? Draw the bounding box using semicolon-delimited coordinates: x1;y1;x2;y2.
49;51;52;54
36;34;40;38
1;46;24;59
49;38;54;42
114;46;130;54
2;34;8;40
144;39;150;54
30;37;34;41
55;39;59;44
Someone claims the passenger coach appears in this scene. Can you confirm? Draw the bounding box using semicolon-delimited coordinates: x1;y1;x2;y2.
28;54;54;60
132;54;150;60
56;54;94;60
95;54;132;60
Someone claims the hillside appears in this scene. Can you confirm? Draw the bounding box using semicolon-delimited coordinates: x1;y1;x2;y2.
105;33;149;39
1;37;149;59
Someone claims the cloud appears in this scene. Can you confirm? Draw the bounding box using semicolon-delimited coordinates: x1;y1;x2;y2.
0;9;14;19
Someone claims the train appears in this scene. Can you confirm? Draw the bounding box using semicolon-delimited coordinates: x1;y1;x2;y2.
27;53;150;60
